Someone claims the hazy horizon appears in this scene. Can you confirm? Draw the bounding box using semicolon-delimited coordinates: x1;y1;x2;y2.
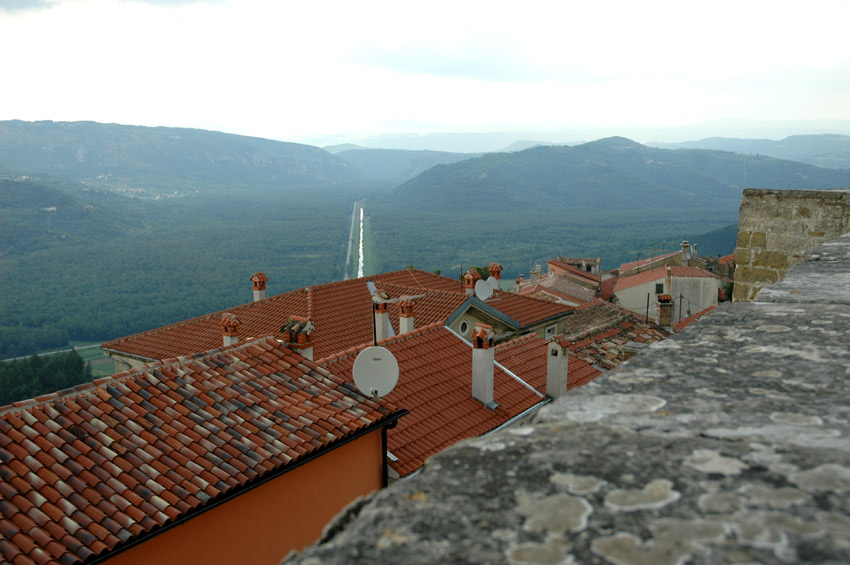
2;0;849;152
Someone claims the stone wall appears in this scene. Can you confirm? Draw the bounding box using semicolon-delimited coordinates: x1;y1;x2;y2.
733;188;850;301
285;231;850;565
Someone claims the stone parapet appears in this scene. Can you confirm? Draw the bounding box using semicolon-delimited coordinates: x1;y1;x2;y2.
734;188;850;301
286;232;850;565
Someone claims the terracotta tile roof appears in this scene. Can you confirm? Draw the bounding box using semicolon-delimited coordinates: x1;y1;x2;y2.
618;250;680;273
719;253;735;265
102;269;465;363
318;324;544;477
495;334;602;391
547;259;601;283
559;301;669;370
672;305;718;331
614;265;720;293
517;277;596;304
0;337;402;565
600;276;618;301
483;291;573;327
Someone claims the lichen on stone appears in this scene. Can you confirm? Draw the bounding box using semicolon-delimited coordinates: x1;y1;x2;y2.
515;491;593;534
683;449;749;476
604;479;681;512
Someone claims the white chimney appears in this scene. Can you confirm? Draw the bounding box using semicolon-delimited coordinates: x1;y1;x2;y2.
374;302;390;341
463;269;481;295
681;241;690;267
250;272;268;302
471;324;496;408
546;337;569;398
532;264;542;282
399;299;415;334
221;313;240;347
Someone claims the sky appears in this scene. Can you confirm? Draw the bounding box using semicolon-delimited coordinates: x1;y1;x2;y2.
2;0;850;149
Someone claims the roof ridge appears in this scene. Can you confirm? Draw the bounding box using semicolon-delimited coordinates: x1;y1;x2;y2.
102;288;308;347
316;322;446;367
377;281;465;298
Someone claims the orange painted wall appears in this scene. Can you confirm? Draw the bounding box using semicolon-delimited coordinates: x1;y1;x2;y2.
105;429;384;565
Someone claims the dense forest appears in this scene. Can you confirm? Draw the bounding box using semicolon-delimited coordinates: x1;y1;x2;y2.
4;122;850;361
0;350;91;406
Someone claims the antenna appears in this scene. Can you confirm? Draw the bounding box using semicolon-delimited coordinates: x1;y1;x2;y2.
352;346;399;398
474;278;493;300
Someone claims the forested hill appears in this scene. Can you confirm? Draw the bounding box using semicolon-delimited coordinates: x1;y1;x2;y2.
0;120;363;195
334;147;482;183
365;137;850;277
389;137;850;213
650;134;850;170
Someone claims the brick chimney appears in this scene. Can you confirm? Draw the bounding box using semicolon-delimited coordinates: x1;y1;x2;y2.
250;272;268;302
488;262;503;284
471;323;496;408
463;269;482;295
657;294;673;327
546;337;569;399
399;299;415;335
221;313;240;347
373;301;390;341
281;316;315;360
681;241;690;267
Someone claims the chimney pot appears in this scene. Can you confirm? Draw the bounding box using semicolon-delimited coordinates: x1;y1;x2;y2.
399;299;415;334
281;316;315;360
221;313;240;347
546;336;569;398
471;324;496;407
251;272;269;302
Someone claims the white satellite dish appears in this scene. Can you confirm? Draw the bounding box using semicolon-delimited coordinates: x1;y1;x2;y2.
352;346;399;397
474;278;493;300
487;276;499;291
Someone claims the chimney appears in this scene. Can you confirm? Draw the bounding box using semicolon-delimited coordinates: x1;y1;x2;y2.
373;301;390;341
471;323;497;408
221;313;240;347
681;241;690;267
398;299;415;335
281;316;315;360
463;269;481;295
657;294;673;327
546;337;569;398
532;264;542;282
250;272;268;302
488;262;503;284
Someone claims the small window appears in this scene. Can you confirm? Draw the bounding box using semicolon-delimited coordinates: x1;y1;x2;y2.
655;283;664;294
545;324;557;340
460;320;469;335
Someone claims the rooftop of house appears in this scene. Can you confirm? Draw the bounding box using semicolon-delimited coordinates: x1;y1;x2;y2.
517;276;597;304
0;337;402;565
494;333;602;391
284;231;850;565
317;324;546;477
671;304;719;331
618;249;680;273
546;259;601;283
102;269;466;363
481;290;574;328
614;265;720;293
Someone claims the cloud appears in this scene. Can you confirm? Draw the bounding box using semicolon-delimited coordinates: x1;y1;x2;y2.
0;0;57;14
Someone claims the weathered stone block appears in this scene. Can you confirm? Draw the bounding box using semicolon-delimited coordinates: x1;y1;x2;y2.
736;231;751;248
735;267;779;285
751;250;790;270
749;232;766;248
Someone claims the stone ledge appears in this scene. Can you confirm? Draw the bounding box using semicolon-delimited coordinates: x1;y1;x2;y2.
286;234;850;565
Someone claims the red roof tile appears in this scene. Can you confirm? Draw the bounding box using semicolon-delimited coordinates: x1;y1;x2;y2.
103;269;464;363
558;300;669;370
618;250;680;274
614;265;720;293
483;291;573;327
494;334;602;392
0;338;402;564
546;259;601;283
318;324;545;477
671;305;718;331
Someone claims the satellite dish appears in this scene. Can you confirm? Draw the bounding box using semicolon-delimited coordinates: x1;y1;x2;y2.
352;346;399;397
475;279;493;300
487;276;499;291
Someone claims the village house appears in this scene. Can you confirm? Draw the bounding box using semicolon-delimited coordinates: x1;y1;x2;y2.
612;265;721;324
0;337;405;564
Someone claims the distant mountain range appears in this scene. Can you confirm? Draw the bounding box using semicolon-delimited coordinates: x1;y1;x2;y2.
333;147;482;183
0;120;363;195
649;134;850;169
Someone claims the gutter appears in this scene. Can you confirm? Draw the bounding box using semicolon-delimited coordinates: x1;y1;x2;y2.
86;408;408;564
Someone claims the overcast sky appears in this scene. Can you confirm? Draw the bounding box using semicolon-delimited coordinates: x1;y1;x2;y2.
2;0;850;148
